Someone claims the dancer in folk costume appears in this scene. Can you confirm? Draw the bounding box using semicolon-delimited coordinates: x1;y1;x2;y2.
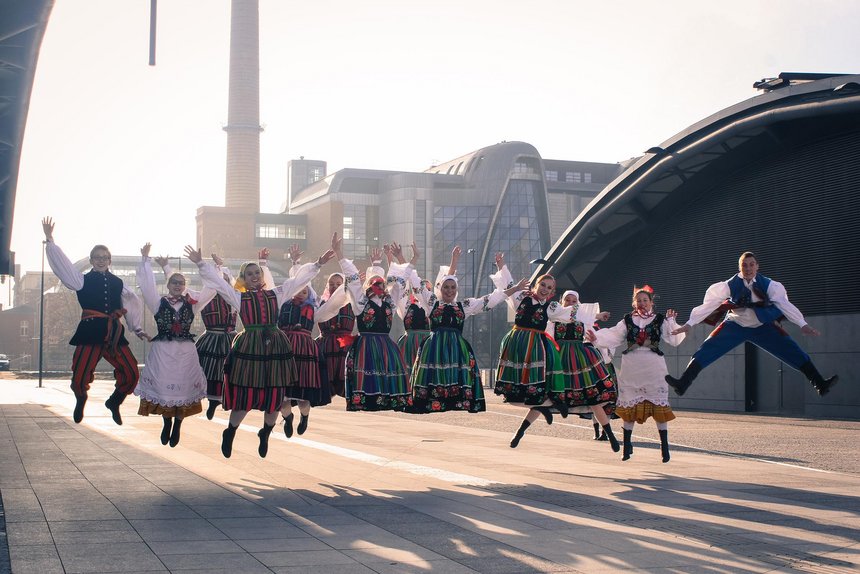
269;245;347;438
392;243;432;379
315;272;353;399
408;246;527;414
587;285;685;462
666;251;837;397
333;232;413;411
491;254;599;448
155;254;237;420
551;290;620;452
41;217;144;425
134;243;209;447
187;243;335;458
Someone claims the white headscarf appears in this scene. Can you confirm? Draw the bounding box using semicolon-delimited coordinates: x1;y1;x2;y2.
561;290;579;304
434;265;458;301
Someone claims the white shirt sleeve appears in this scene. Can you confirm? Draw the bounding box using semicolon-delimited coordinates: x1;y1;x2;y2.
272;261;322;308
685;281;731;326
661;315;686;347
461;289;507;317
45;242;84;291
768;280;807;327
316;285;349;323
592;320;627;351
197;261;242;310
136;257;161;315
339;258;366;315
121;286;142;334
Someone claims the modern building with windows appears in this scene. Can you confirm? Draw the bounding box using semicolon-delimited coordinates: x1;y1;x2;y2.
535;72;860;419
285;142;621;365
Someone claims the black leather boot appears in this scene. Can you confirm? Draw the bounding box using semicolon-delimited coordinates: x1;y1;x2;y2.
603;424;620;453
258;423;275;458
799;362;839;396
622;428;633;461
104;390;126;425
535;407;553;425
221;425;238;458
510;420;531;448
160;417;172;445
665;360;702;397
592;422;601;439
73;395;87;423
206;400;220;420
283;412;294;438
169;418;183;448
659;429;670;463
555;401;569;419
297;413;309;435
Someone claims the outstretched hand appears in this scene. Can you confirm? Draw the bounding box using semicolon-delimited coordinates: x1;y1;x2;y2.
670;323;691;336
41;217;55;242
211;253;224;267
409;242;420;265
153;255;169;268
140;243;152;258
317;249;336;266
495;252;505;269
331;232;342;255
258;247;270;261
801;325;821;336
184;245;203;264
288;244;303;263
597;311;611;322
585;330;596;343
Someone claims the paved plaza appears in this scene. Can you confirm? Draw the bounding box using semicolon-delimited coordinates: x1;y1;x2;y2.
0;378;858;574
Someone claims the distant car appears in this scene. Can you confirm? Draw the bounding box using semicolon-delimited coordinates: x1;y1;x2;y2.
0;354;9;371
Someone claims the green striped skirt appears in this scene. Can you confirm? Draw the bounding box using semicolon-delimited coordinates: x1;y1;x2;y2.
408;328;485;413
494;326;565;405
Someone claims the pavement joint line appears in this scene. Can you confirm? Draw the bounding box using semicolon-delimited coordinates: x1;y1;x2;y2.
205;416;498;487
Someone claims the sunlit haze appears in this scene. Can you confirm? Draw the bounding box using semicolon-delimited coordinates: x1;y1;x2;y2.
11;0;860;279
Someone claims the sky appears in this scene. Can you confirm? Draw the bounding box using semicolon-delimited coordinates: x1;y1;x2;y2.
10;0;860;285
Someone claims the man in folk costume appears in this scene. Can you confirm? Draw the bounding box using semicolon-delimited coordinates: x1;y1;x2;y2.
42;217;144;424
666;251;838;397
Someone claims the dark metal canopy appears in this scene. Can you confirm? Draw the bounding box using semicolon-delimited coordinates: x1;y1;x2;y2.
537;73;860;291
0;0;54;275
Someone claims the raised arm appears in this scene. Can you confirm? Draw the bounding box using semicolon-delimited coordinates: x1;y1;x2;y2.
42;217;84;291
186;245;241;309
137;243;161;314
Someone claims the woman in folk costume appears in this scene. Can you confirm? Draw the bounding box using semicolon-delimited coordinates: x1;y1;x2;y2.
134;243;210;447
315;272;353;399
269;245;348;438
155;254;237;421
491;253;599;448
551;290;619;452
587;285;685;463
333;232;413;412
408;246;527;414
389;242;432;379
186;243;335;459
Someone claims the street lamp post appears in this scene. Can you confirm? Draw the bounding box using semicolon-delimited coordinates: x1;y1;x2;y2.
467;248;478;361
38;240;45;388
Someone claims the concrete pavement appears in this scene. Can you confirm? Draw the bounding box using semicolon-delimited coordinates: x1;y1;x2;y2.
1;378;858;573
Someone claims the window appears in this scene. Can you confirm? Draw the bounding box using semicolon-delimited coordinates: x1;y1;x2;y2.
572;172;582;183
565;172;575;183
307;167;323;184
255;224;306;239
545;170;558;182
20;320;28;338
584;172;592;183
513;162;534;174
344;216;353;226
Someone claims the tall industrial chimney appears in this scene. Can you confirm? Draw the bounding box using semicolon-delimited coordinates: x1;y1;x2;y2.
223;0;262;212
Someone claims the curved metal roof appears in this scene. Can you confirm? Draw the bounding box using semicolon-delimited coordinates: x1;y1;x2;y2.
538;73;860;288
0;0;54;275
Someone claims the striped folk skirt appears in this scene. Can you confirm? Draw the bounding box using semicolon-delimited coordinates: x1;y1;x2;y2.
223;326;297;413
550;340;617;413
408;328;485;413
282;329;331;407
397;329;432;378
195;328;234;401
494;327;565;406
316;331;350;397
345;332;411;411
